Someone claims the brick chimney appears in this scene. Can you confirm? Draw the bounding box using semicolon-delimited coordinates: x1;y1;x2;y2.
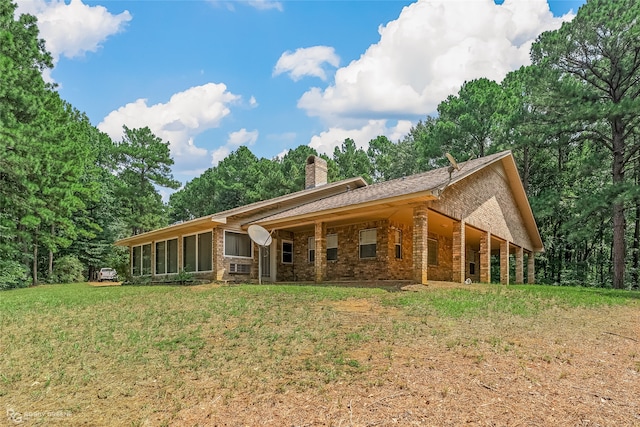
305;155;327;189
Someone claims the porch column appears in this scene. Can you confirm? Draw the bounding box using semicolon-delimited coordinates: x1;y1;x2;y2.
413;204;429;284
314;222;326;283
129;245;133;276
452;220;466;283
479;231;491;283
212;228;225;281
515;246;524;284
527;252;536;284
500;240;510;285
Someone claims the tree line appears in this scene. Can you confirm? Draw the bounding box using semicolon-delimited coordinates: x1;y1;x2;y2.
1;0;638;289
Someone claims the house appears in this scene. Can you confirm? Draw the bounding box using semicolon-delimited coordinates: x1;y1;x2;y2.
115;151;543;285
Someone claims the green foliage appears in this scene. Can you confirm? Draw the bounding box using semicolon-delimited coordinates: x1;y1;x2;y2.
49;255;85;284
0;259;28;290
115;126;180;235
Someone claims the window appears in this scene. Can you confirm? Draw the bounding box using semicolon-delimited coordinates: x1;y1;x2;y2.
359;229;377;259
198;232;212;272
282;240;293;264
132;245;141;276
394;230;402;259
183;232;213;272
142;244;151;275
132;243;151;276
428;238;438;266
224;231;252;258
156;238;179;274
308;237;315;263
155;241;166;274
183;235;197;272
166;239;178;274
327;234;338;261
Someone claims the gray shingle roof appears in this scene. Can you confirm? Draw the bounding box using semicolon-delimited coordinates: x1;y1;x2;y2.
254;151;511;224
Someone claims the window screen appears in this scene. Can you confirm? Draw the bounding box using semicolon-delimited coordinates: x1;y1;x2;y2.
183;235;197;272
225;231;252;258
359;229;377;259
327;234;338;261
308;237;315;263
282;240;293;264
198;231;212;271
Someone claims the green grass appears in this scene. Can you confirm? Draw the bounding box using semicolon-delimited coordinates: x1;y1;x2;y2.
385;284;637;318
0;282;637;425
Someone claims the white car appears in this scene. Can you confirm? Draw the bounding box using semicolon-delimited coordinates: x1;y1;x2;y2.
98;268;118;282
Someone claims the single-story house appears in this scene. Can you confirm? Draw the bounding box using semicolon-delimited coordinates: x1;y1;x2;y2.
115;151;543;285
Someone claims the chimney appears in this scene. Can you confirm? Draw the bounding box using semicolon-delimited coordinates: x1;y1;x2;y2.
305;155;327;189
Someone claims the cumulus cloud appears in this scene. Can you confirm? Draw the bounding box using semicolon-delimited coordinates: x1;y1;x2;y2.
274;46;340;81
309;120;413;155
298;0;573;121
16;0;131;63
212;128;259;165
98;83;241;175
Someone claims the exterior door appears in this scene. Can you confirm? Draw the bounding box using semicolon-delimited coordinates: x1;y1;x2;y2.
261;245;271;279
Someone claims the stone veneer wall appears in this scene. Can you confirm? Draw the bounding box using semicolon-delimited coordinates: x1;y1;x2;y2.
286;219;443;282
429;163;533;251
428;231;453;281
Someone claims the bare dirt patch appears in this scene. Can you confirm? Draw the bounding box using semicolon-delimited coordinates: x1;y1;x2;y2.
88;281;122;287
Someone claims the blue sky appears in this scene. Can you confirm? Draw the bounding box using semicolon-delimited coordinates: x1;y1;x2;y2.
16;0;586;186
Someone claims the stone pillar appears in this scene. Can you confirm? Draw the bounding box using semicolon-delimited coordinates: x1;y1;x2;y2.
515;246;524;284
314;222;326;282
452;220;466;283
412;204;429;284
500;240;510;285
527;252;535;284
479;231;491;283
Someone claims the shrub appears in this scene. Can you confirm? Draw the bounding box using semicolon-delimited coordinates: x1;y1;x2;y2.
50;255;86;284
0;260;29;290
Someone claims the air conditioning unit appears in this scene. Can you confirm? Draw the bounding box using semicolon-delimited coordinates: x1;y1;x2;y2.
229;263;251;274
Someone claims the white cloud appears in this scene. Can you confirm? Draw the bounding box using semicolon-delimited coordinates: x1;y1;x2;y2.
16;0;131;62
309;120;413;155
212;128;259;166
98;83;241;175
298;0;573;121
274;46;340;81
249;96;258;108
248;0;283;11
228;128;259;147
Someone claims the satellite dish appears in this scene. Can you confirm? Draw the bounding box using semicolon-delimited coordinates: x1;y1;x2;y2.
248;225;272;285
248;225;272;247
445;152;459;171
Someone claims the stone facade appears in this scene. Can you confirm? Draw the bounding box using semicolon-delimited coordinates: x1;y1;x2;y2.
430;163;533;251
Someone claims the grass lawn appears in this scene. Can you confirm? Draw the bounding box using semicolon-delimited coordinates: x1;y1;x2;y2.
1;282;638;426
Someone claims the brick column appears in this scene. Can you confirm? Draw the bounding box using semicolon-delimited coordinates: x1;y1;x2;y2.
314;222;326;282
212;228;225;281
527;252;535;284
412;205;429;284
452;220;465;283
479;231;491;283
500;240;510;285
515;246;524;284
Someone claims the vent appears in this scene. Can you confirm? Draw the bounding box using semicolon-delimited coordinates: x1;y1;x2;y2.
229;263;251;274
